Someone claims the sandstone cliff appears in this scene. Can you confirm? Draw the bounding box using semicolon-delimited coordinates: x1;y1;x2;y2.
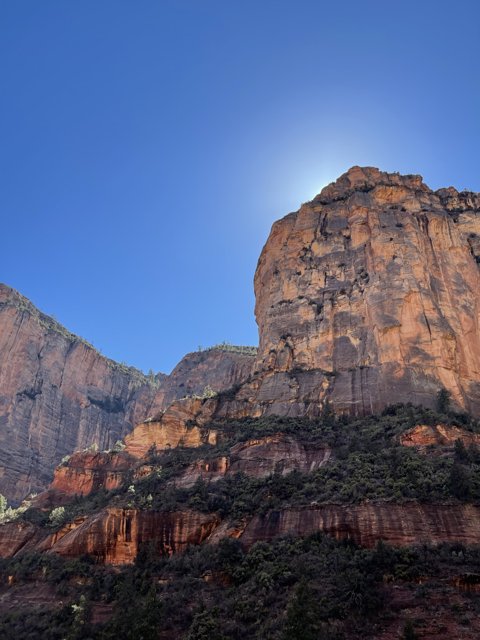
245;166;480;417
237;503;480;548
0;284;255;501
176;433;331;487
2;503;480;565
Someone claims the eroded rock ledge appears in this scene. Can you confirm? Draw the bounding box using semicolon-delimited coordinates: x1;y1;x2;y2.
2;503;479;565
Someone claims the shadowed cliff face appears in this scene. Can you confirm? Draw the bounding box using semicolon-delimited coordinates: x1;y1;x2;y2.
0;285;255;501
249;166;480;417
2;503;480;565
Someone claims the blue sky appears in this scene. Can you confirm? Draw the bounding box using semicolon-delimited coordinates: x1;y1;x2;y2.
2;1;480;373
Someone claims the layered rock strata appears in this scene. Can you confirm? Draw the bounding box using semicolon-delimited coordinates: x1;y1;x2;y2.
237;503;480;548
2;504;480;564
49;450;135;496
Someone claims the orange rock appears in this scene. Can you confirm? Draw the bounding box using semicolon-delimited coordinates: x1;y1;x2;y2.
175;434;331;488
0;283;254;502
0;520;45;556
3;502;480;563
400;424;480;449
246;167;480;417
50;451;135;496
124;397;218;458
44;508;220;564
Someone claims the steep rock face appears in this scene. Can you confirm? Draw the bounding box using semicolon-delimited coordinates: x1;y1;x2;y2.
3;503;480;564
0;284;254;501
0;520;45;557
228;434;331;476
249;167;480;417
400;424;480;450
148;348;255;412
44;508;219;564
238;504;480;548
0;284;159;502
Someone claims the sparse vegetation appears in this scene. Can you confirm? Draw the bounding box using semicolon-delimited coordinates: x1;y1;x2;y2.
49;506;67;528
198;342;257;356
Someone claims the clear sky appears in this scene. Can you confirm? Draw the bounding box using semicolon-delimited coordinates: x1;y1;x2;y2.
2;1;480;373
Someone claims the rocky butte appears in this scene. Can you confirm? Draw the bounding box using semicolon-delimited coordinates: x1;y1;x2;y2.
246;165;480;417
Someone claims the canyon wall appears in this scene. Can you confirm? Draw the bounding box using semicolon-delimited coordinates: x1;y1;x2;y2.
246;166;480;417
0;284;254;501
2;503;480;565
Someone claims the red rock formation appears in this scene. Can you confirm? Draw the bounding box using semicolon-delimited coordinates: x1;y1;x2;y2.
176;456;230;488
45;508;220;564
3;503;480;564
400;424;480;450
124;397;219;458
148;348;255;412
3;166;480;507
0;520;45;557
246;167;480;417
229;434;331;476
237;503;480;548
0;284;254;501
50;450;135;496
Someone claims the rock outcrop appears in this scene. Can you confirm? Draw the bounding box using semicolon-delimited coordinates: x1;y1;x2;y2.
43;508;221;563
2;503;480;564
400;424;480;450
124;397;219;458
0;284;255;501
176;434;331;487
237;503;480;548
246;166;480;417
49;450;135;496
3;166;480;503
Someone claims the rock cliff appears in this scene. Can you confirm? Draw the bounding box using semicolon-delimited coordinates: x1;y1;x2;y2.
176;433;331;487
247;166;480;417
2;503;480;564
0;284;255;501
49;450;135;496
237;503;480;548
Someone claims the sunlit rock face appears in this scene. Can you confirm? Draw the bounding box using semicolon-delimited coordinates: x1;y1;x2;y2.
249;166;480;416
124;397;220;458
399;424;480;450
49;451;135;497
41;508;221;563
